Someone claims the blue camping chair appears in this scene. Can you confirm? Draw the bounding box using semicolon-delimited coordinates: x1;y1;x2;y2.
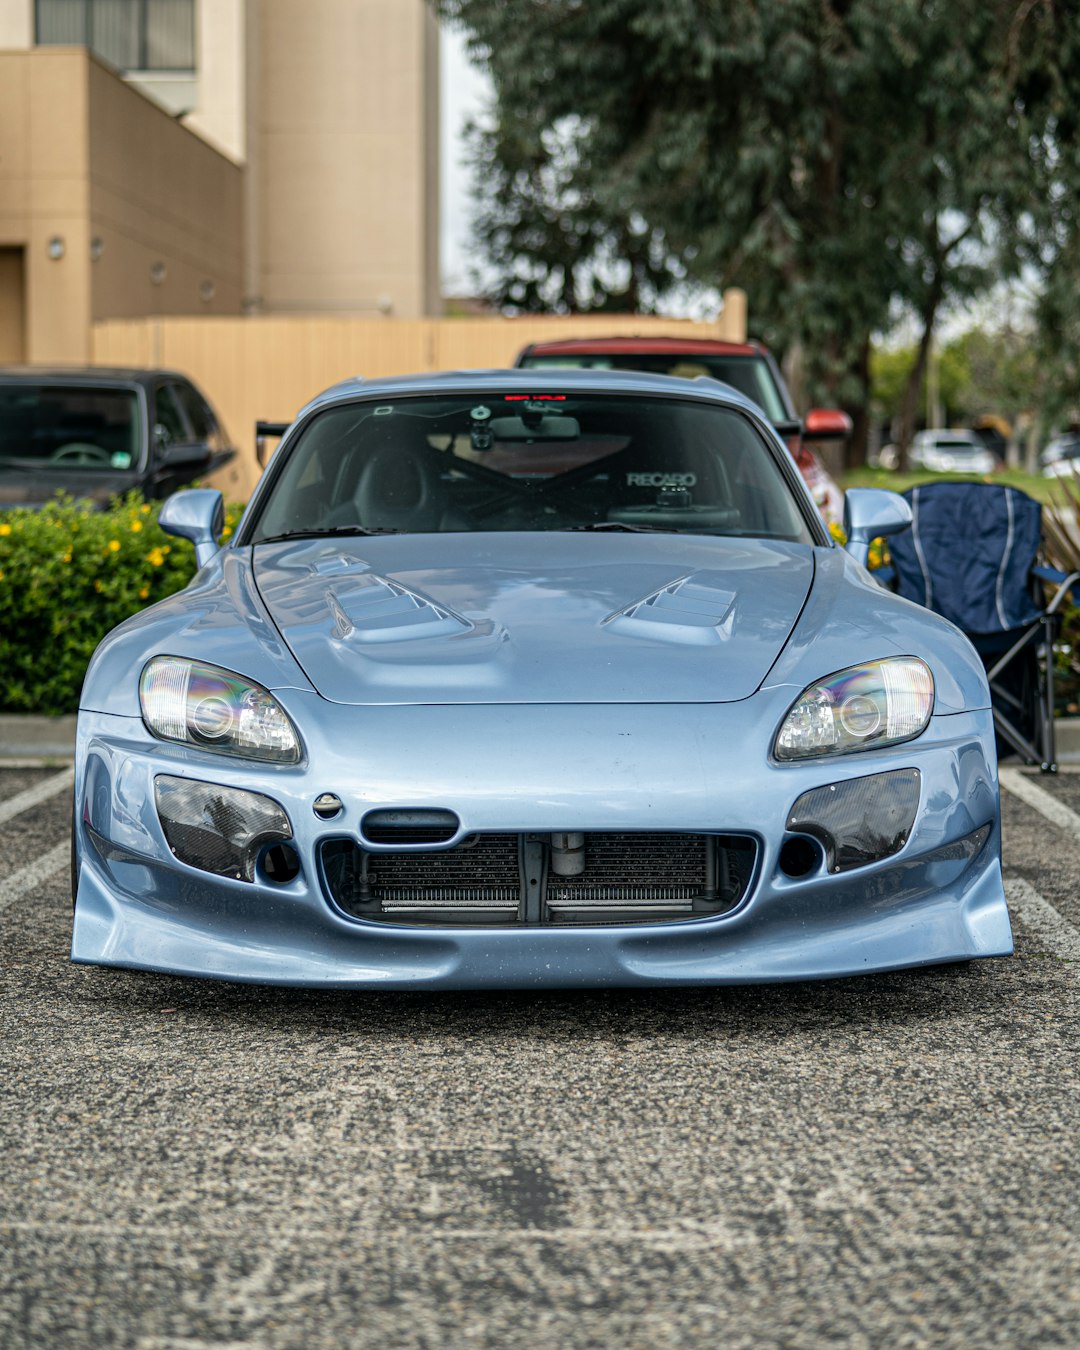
888;481;1080;772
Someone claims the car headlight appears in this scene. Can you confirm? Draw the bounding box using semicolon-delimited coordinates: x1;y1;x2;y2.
139;657;301;763
774;658;934;761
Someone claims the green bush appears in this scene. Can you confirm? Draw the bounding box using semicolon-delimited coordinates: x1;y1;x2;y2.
0;493;241;715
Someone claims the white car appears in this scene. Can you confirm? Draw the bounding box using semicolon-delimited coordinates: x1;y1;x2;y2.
909;430;996;475
1042;435;1080;476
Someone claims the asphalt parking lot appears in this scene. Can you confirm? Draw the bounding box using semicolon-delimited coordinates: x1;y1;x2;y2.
1;761;1077;1348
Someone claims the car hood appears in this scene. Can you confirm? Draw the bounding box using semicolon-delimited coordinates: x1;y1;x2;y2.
252;534;814;705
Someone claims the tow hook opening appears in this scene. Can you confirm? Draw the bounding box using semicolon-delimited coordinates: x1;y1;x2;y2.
260;842;301;884
778;835;824;879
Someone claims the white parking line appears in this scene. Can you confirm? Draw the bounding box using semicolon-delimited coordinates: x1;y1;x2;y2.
0;841;69;914
0;767;74;828
1005;878;1080;960
0;757;75;770
998;766;1080;833
0;1216;755;1249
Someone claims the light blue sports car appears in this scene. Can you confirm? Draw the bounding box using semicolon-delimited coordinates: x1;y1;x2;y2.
71;369;1013;987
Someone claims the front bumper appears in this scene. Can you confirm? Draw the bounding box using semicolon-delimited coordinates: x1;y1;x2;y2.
71;700;1012;988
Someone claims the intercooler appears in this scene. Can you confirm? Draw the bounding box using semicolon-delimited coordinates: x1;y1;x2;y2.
321;830;757;926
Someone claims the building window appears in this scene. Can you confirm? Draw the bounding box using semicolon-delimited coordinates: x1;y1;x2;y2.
36;0;195;73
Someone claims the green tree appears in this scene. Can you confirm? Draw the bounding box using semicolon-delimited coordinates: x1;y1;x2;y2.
465;115;689;312
944;327;1042;429
871;340;968;430
1038;266;1080;425
870;346;917;425
437;0;1074;465
873;327;1043;439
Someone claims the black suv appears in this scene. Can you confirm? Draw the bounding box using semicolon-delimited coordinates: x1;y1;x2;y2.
0;367;236;508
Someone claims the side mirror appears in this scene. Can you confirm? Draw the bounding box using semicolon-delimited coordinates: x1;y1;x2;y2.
842;488;911;568
804;408;853;440
158;489;224;568
255;420;290;468
158;440;212;470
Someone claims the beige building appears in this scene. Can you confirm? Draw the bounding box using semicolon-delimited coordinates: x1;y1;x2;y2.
0;0;441;363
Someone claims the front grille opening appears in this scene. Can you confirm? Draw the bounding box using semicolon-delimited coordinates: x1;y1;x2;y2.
360;808;460;846
324;833;521;925
322;832;757;927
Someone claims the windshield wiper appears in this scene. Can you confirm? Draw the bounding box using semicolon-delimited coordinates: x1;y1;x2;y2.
563;522;676;534
254;525;403;544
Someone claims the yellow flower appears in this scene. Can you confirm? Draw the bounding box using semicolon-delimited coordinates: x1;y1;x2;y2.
147;547;165;567
108;539;121;553
130;520;142;533
867;536;891;571
141;503;151;515
94;579;103;592
221;526;233;538
138;585;150;599
62;554;72;564
0;523;10;537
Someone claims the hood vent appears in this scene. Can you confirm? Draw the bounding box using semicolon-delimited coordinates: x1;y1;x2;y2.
326;572;472;645
602;571;736;646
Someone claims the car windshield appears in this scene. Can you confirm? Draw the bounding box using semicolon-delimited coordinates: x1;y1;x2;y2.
518;353;789;422
248;392;815;543
0;384;140;471
931;438;981;451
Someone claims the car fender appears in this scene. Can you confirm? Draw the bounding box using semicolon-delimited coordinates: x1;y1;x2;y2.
761;547;990;716
80;549;316;718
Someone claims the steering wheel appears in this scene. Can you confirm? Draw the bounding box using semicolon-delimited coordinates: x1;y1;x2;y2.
49;443;115;466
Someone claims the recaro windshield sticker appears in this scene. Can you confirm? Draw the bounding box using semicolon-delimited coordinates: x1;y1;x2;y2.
627;472;698;487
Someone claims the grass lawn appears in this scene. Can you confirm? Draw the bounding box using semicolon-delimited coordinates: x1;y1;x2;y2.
839;466;1076;506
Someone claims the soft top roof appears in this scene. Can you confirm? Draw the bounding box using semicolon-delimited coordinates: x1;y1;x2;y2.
291;365;766;425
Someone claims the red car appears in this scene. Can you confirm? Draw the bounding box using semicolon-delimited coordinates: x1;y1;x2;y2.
515;336;850;525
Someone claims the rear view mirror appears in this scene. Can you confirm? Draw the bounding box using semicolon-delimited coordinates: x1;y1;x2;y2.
159;489;225;568
488;415;581;441
843;488;911;568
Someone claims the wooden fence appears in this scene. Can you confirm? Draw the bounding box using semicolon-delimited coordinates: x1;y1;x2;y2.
91;294;747;498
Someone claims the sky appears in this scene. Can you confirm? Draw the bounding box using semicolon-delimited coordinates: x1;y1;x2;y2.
439;25;492;296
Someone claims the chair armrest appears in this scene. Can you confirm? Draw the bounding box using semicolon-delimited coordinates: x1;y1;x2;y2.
1033;564;1067;584
1034;565;1080;614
